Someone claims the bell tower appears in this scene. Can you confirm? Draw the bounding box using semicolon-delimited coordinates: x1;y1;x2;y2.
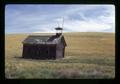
55;17;64;36
55;27;63;36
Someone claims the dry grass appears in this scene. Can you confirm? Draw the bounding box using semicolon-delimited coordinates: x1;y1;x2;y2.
5;32;115;79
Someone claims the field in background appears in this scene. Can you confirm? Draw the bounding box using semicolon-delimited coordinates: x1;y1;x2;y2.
5;32;115;79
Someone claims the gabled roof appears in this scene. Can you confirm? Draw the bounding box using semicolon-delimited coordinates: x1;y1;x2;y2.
22;35;67;46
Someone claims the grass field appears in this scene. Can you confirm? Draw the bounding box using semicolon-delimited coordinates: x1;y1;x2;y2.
5;32;115;79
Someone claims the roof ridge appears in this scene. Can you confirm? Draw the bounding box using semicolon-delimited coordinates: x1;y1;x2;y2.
22;35;65;45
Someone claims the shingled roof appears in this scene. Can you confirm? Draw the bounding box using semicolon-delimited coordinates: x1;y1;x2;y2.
22;35;67;46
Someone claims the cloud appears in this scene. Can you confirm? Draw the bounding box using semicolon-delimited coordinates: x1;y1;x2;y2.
5;4;115;34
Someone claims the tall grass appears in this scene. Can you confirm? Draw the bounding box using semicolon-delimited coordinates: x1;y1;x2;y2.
5;32;115;79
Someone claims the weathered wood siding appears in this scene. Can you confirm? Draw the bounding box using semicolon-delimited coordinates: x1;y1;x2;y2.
56;42;64;59
22;44;56;59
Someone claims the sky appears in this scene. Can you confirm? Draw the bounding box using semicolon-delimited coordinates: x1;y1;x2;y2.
5;4;115;34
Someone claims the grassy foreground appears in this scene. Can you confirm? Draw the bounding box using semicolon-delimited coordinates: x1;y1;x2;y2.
5;32;115;79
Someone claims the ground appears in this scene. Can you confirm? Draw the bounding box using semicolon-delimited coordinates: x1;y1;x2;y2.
5;32;115;79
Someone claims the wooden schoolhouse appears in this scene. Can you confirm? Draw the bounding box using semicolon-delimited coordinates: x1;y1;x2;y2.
22;27;67;59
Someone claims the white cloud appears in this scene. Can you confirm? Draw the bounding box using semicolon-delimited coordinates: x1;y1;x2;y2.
5;5;115;34
63;20;111;32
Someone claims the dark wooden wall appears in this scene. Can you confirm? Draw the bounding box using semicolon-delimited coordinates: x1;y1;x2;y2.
22;44;56;59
